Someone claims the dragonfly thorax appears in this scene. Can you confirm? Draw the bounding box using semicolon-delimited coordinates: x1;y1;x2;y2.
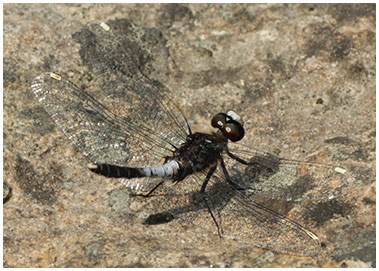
171;132;226;181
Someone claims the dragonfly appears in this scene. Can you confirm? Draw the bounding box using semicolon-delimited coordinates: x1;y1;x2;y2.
30;20;353;256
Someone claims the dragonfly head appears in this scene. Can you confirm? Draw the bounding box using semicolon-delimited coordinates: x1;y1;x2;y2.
211;111;245;142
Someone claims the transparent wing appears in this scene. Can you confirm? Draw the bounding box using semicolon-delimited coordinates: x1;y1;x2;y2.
71;19;188;154
71;19;165;81
32;19;190;168
138;170;321;256
132;142;355;255
196;171;322;256
223;141;355;201
31;72;187;167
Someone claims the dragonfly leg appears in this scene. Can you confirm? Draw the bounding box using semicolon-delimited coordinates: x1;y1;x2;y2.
220;157;245;190
200;164;222;237
226;149;248;165
131;181;164;198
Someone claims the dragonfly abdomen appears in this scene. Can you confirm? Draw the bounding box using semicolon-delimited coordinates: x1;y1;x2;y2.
88;159;180;179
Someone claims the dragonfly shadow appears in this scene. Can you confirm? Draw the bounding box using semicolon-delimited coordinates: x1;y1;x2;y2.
241;153;281;186
233;152;318;202
142;178;238;226
143;154;287;227
142;153;315;232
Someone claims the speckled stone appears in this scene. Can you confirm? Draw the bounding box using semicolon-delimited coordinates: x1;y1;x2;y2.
4;3;375;268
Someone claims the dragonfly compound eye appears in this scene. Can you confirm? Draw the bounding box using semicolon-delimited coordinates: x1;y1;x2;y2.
211;113;227;129
223;121;245;142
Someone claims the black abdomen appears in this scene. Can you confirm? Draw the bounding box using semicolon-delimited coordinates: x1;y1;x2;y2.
89;164;143;178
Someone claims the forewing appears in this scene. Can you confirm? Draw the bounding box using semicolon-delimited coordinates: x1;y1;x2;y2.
223;142;355;201
32;19;190;169
72;19;190;149
31;72;187;168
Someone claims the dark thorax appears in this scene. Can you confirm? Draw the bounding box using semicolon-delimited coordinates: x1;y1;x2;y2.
171;132;227;182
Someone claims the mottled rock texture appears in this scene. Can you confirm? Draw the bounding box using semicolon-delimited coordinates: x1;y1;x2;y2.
4;3;375;267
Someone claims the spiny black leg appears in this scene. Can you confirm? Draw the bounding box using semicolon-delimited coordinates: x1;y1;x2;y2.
226;149;248;165
220;157;245;190
131;181;164;198
144;181;164;197
201;164;222;237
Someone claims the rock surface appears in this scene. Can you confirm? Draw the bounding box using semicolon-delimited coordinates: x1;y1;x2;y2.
4;3;375;267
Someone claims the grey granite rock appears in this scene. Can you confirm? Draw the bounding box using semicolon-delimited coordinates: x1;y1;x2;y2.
4;3;375;267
